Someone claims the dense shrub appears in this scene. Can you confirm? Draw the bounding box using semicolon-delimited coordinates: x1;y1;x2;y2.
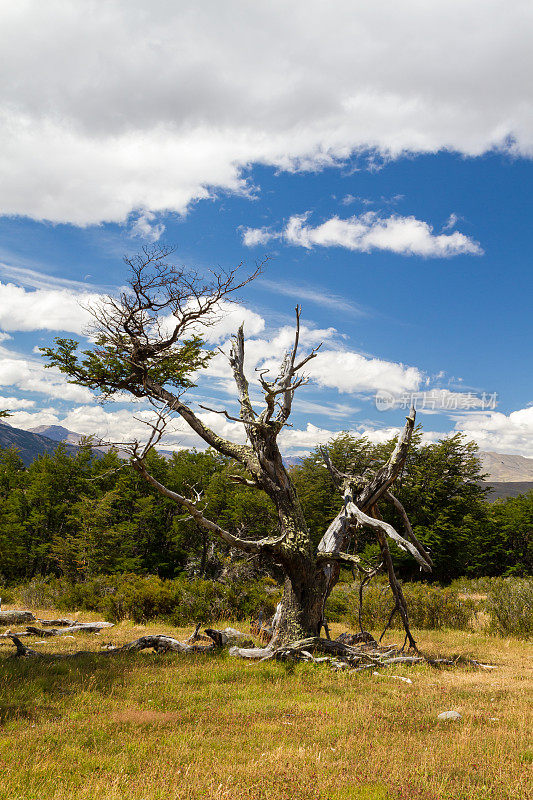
16;573;281;624
326;580;477;631
486;577;533;638
14;573;533;638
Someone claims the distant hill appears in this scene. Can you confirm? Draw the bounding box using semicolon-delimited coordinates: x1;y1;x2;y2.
484;481;533;501
478;450;533;482
28;424;87;446
29;423;176;460
0;421;81;466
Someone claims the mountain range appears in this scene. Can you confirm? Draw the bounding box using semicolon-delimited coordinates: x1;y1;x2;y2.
1;421;532;499
0;421;81;464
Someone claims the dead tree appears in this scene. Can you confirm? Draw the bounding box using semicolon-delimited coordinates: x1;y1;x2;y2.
43;246;432;651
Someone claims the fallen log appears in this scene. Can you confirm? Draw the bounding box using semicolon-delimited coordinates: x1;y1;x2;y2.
5;626;248;660
7;634;194;659
0;610;35;625
23;622;114;637
335;631;377;646
204;627;254;648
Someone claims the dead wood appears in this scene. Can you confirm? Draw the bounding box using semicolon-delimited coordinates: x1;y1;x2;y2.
22;622;114;637
0;611;35;625
335;631;376;646
3;629;495;674
4;626;249;660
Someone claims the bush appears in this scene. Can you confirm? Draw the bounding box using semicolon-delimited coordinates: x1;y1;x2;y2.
486;577;533;638
0;585;16;605
326;580;477;632
15;573;281;625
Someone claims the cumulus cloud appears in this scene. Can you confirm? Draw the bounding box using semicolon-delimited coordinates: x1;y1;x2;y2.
455;406;533;457
311;350;422;395
0;348;94;403
197;301;265;344
0;282;99;334
0;276;265;346
0;1;531;224
206;320;421;398
241;227;279;247
8;403;247;452
0;395;35;410
244;212;482;257
0;277;423;418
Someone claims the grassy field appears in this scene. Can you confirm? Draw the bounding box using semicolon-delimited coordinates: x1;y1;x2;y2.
0;607;531;800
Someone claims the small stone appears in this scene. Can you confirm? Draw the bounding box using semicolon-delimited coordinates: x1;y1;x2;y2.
437;710;462;721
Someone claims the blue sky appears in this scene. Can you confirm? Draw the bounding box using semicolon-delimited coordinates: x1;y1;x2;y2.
0;2;532;456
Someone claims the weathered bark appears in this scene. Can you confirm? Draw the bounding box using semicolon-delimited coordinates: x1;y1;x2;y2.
269;570;328;646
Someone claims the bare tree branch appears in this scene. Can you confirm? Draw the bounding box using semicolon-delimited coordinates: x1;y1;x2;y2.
357;407;416;508
229;324;256;423
316;551;362;568
384;491;434;569
255;306;322;427
198;403;264;428
344;500;431;572
131;456;285;555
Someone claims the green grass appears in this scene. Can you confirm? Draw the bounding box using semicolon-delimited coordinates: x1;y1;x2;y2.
0;611;532;800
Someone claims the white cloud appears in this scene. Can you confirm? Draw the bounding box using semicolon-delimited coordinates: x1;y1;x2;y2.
8;403;247;452
0;2;531;224
206;319;421;399
245;212;482;257
6;407;60;429
442;213;460;232
279;423;338;452
0;348;94;403
311;350;422;395
455;406;533;457
130;210;166;242
241;227;279;247
0;282;99;334
0;395;35;410
8;399;451;456
0;277;265;347
199;301;265;344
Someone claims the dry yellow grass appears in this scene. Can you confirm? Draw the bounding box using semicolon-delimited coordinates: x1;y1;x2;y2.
0;607;531;800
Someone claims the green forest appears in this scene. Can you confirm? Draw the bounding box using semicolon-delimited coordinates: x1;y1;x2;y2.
1;429;530;588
